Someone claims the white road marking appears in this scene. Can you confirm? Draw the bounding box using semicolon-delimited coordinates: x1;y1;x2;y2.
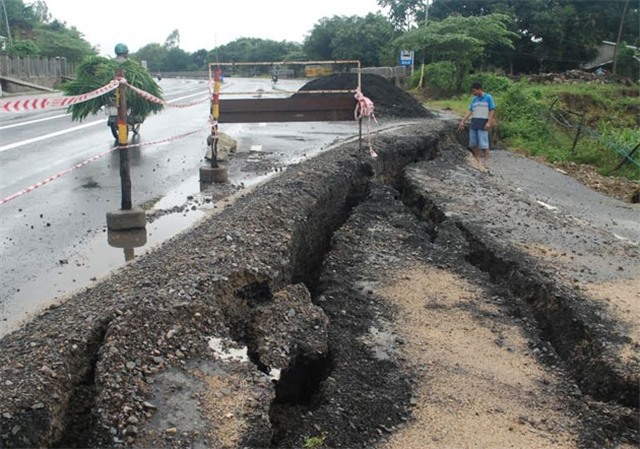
0;119;106;153
536;200;559;211
0;113;70;131
167;91;208;103
259;123;267;127
0;89;209;153
250;145;262;152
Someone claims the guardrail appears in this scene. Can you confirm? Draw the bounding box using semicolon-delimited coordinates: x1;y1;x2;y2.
0;55;77;78
351;66;409;80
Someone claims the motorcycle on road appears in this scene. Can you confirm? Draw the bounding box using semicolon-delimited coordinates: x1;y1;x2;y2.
103;105;144;140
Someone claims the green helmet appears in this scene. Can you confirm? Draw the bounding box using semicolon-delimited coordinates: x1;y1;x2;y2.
114;43;129;56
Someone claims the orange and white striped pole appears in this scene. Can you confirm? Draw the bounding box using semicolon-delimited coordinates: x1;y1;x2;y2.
115;67;132;210
209;67;221;168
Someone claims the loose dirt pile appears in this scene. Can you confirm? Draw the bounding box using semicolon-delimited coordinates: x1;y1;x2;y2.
298;73;434;119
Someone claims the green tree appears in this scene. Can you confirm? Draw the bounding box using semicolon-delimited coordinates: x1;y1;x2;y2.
2;0;94;61
191;48;209;69
304;16;348;60
164;47;191;71
396;13;518;89
2;0;37;33
210;38;301;63
35;25;95;60
377;0;429;30
426;0;639;73
31;0;51;23
304;14;397;66
164;29;180;50
615;43;640;81
332;14;398;66
5;39;39;56
132;43;167;72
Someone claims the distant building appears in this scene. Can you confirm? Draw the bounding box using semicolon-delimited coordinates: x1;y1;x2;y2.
583;40;640;71
0;35;7;51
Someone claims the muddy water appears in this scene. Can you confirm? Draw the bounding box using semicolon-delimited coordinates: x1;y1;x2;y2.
0;206;210;337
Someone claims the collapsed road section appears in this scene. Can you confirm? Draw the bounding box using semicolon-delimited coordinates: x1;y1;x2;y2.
0;118;638;448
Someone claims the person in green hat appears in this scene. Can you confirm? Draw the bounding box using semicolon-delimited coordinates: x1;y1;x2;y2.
64;43;163;140
114;43;129;62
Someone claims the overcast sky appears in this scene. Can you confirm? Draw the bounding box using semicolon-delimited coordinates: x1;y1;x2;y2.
43;0;385;56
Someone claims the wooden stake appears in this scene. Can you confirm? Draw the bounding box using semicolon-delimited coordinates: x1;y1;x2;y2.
116;67;132;210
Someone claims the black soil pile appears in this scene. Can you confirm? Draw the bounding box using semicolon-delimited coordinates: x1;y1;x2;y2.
297;73;434;119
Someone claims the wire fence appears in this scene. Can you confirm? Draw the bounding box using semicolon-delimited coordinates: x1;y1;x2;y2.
546;100;640;170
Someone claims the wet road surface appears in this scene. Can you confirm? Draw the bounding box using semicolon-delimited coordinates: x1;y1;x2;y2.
0;77;369;336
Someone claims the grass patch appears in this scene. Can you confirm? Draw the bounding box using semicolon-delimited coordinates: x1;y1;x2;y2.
139;196;163;211
423;79;639;181
429;95;468;115
303;435;326;448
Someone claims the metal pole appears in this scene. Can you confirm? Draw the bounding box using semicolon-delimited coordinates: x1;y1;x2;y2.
115;67;132;210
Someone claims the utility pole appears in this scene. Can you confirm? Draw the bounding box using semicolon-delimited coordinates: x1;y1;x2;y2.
1;0;13;46
418;0;429;89
612;0;630;75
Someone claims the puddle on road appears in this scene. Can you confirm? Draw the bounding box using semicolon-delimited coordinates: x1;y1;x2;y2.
0;120;412;337
208;337;281;380
0;169;277;338
0;206;212;337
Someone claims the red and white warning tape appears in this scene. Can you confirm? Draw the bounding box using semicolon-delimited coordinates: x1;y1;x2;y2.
354;88;379;158
0;146;119;204
0;80;119;113
125;82;210;108
0;128;205;205
0;79;209;113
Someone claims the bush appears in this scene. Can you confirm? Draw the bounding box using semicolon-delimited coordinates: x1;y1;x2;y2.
498;85;551;144
464;73;513;94
407;62;457;91
407;66;423;89
615;44;640;82
424;61;456;91
6;40;40;57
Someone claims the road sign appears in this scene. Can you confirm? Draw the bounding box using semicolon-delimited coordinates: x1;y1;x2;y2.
399;50;414;66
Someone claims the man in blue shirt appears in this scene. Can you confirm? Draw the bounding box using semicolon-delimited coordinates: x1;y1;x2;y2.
458;82;496;171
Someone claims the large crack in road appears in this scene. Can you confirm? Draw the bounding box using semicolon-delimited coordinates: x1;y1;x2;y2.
0;120;637;448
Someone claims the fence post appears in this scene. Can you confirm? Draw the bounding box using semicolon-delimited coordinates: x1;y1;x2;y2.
106;63;146;231
571;113;586;156
200;66;228;184
115;67;132;210
613;142;640;172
